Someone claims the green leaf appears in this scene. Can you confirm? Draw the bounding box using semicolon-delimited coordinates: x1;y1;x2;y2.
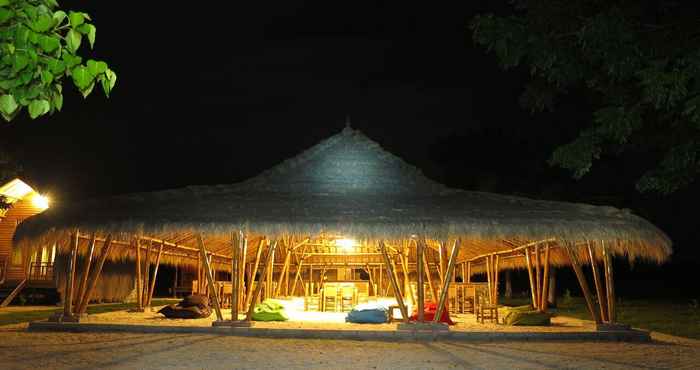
28;99;50;119
65;29;81;53
106;68;116;88
52;10;67;26
62;53;81;69
31;14;54;32
0;0;10;7
68;11;84;28
77;23;96;48
71;65;94;90
0;8;12;24
52;92;63;111
12;53;29;72
80;81;95;98
0;94;18;115
87;59;107;76
47;58;65;74
41;70;53;85
38;35;60;53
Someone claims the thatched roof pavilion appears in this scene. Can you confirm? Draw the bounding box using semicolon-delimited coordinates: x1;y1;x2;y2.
13;125;671;325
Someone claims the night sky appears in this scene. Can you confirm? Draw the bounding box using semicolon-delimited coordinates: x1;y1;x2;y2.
2;2;698;297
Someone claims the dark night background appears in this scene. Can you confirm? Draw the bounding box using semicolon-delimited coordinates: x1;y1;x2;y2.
1;2;698;299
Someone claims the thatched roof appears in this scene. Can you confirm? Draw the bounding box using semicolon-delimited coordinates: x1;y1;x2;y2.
14;126;671;268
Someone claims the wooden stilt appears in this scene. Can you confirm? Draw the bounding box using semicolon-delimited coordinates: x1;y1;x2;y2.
400;252;415;305
146;242;164;309
540;244;551;312
602;241;616;323
245;239;265;310
423;256;437;302
142;241;151;305
486;255;493;304
196;235;223;321
135;238;142;309
587;241;608;322
266;246;275;299
63;232;79;318
238;233;247;312
433;239;461;323
438;242;447;287
416;238;425;322
76;235;114;314
290;253;306;296
275;246;292;297
75;233;97;312
564;243;602;324
246;240;278;321
534;244;541;308
231;231;240;321
389;253;402;298
524;247;538;309
493;255;500;305
466;261;471;283
379;241;409;323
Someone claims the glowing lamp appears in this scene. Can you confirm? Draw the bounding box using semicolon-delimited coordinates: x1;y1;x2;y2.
31;194;50;210
336;238;357;252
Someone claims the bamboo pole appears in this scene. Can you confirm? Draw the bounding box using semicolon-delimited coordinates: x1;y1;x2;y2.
76;235;114;314
564;243;602;324
275;246;293;297
266;246;275;299
524;247;538;309
433;239;461;323
493;255;500;305
485;255;493;304
379;241;409;323
466;261;471;283
245;239;265;310
146;242;164;309
602;241;616;323
196;235;223;321
142;241;151;305
423;256;437;302
75;233;96;312
438;242;447;286
246;240;277;321
416;238;425;322
540;244;551;312
63;231;79;318
534;244;541;308
365;263;375;296
587;240;608;322
135;238;142;309
238;232;247;312
400;252;415;305
231;232;240;321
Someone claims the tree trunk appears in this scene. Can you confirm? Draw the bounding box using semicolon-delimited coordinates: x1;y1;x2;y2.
504;269;513;299
547;268;557;308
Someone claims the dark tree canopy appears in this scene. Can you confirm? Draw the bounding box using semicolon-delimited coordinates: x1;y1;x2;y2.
471;0;700;194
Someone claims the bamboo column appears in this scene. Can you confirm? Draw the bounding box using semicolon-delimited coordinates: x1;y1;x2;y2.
438;242;447;287
246;240;277;321
379;241;409;323
75;233;97;312
493;255;500;305
365;263;375;296
602;241;616;323
540;244;551;312
231;231;240;321
145;242;164;309
564;243;602;324
63;231;79;318
485;255;493;304
142;241;151;305
416;238;425;322
275;246;292;297
238;233;247;312
524;247;538;309
135;238;142;310
433;239;461;323
76;235;114;314
587;241;608;322
266;246;275;299
245;239;265;310
196;235;223;321
400;252;415;305
466;261;471;283
534;244;541;308
423;257;437;302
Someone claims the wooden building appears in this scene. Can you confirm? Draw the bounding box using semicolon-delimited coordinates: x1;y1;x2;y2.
14;126;671;326
0;179;52;306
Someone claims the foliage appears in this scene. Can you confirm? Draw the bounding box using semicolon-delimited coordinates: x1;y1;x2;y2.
471;0;700;194
0;0;116;122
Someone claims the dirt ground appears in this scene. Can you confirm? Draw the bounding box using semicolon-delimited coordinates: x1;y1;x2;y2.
0;323;698;370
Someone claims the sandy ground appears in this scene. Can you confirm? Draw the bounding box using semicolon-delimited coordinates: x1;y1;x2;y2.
0;322;698;370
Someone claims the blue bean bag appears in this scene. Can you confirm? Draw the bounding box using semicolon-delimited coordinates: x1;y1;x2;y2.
345;302;389;324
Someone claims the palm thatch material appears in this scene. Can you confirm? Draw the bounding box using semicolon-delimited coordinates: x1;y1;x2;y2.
13;126;671;270
54;255;135;303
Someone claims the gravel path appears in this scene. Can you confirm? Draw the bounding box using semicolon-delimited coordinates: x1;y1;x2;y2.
1;323;698;370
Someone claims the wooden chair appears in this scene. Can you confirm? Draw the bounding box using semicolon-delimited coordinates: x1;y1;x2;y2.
340;286;355;312
323;285;339;312
463;285;476;313
475;289;499;324
305;294;321;311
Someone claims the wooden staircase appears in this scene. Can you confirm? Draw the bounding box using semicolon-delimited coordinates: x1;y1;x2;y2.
0;278;27;307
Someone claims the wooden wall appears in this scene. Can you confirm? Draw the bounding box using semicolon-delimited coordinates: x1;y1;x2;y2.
0;199;45;282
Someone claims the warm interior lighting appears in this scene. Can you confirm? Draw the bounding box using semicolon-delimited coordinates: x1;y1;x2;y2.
335;238;357;252
32;194;49;210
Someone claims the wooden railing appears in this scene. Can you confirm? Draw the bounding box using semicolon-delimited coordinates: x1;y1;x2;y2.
28;262;54;282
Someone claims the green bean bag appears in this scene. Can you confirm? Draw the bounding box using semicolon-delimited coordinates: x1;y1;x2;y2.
503;308;551;326
251;299;289;321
